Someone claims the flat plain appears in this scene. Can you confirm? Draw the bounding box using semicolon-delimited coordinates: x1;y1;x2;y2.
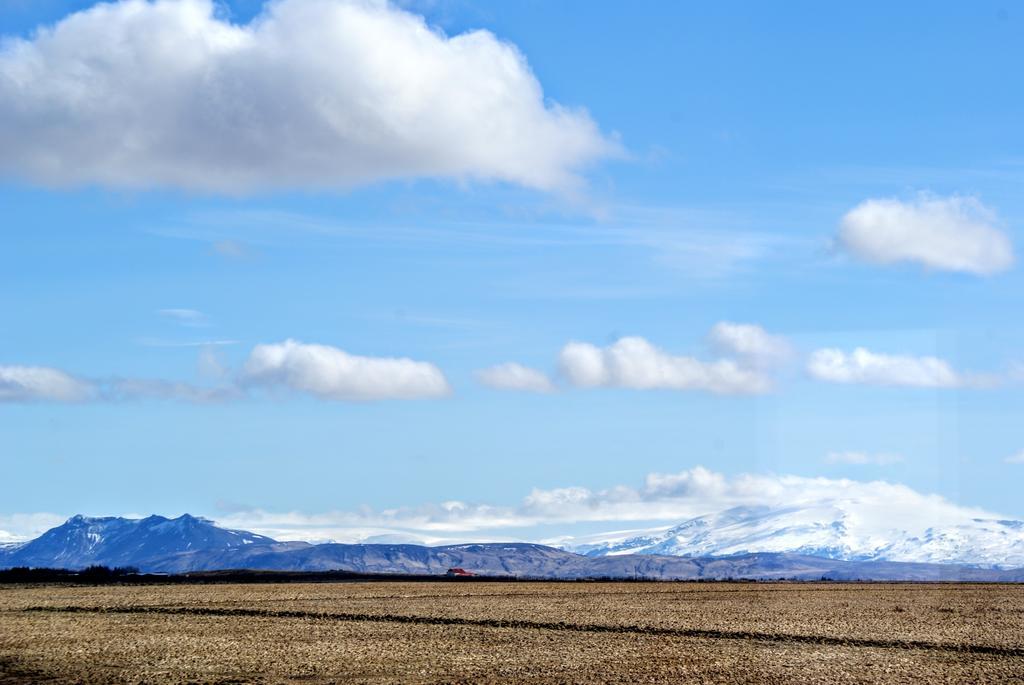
1;581;1022;683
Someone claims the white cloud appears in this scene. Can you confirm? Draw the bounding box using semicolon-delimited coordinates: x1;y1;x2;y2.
708;322;791;368
197;346;229;380
104;378;239;403
208;465;1003;544
558;335;773;395
0;513;67;543
6;468;1011;556
1;340;449;403
1006;450;1024;465
0;365;238;405
641;466;729;498
476;363;555;393
0;0;616;194
0;366;94;403
242;339;450;400
826;451;904;466
838;195;1014;275
807;347;965;388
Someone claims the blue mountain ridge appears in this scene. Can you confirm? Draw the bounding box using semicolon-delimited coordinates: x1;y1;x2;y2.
2;515;1023;581
0;514;276;569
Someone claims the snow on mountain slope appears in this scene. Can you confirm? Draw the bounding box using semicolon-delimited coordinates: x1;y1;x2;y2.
564;503;1024;569
2;514;277;569
5;505;1024;573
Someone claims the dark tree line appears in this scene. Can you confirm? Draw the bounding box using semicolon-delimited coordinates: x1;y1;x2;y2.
0;565;140;584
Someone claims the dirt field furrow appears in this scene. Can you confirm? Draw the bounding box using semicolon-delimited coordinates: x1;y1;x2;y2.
17;603;1024;658
2;581;1022;683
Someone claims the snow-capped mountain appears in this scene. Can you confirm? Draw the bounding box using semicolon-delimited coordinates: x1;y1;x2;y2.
563;503;1024;569
1;511;1022;579
0;514;277;570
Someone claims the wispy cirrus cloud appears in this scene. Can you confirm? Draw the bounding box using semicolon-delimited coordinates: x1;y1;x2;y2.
152;202;809;295
1005;450;1024;465
0;366;95;403
158;308;208;327
0;365;237;405
137;338;239;348
825;451;904;466
476;363;555;393
102;378;242;403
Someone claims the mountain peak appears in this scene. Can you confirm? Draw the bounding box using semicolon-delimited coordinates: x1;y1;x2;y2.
3;514;278;570
3;511;1024;578
173;513;213;525
134;514;214;527
564;501;1024;569
63;514;112;526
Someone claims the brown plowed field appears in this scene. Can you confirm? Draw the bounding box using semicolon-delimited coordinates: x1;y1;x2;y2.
1;581;1022;683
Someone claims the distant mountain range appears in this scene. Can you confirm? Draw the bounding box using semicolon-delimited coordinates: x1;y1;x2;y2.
560;503;1024;570
2;514;1023;581
0;514;278;570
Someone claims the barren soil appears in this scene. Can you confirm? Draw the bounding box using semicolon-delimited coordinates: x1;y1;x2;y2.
1;581;1022;683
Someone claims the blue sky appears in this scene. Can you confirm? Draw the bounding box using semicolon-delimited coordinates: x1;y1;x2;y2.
1;0;1022;542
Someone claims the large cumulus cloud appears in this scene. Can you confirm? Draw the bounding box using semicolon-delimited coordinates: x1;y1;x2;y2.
0;0;616;194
